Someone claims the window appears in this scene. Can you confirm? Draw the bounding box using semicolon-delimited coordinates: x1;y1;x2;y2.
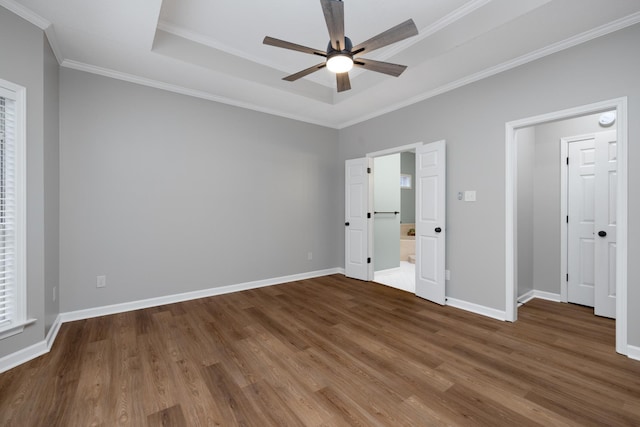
0;79;27;340
400;173;412;189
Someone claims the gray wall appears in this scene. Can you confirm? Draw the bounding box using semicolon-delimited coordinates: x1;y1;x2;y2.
338;24;640;347
516;127;535;298
531;112;612;294
373;153;400;271
59;68;340;312
43;39;60;335
400;152;416;224
0;8;53;358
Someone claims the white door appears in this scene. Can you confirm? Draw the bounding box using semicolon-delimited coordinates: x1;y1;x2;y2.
345;158;371;281
568;138;596;307
567;130;616;318
415;141;446;304
594;130;617;318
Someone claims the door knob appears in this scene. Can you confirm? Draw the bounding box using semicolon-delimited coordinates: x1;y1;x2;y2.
598;230;607;237
435;227;442;233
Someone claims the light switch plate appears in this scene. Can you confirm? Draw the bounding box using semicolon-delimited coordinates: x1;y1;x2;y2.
464;191;476;202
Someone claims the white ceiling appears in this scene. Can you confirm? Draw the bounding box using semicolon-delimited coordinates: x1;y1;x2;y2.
4;0;640;128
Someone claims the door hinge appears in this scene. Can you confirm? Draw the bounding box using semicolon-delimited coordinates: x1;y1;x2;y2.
566;157;569;165
367;257;371;264
566;215;569;223
367;167;371;174
367;212;371;219
566;273;569;281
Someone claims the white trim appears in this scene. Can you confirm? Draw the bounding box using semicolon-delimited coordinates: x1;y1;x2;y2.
3;0;639;129
0;318;36;340
445;297;507;321
517;290;535;305
518;291;564;306
337;12;640;129
45;315;62;349
60;268;341;323
506;97;628;356
0;269;341;373
0;0;50;30
366;142;424;158
44;26;64;65
0;0;63;64
0;340;47;374
530;290;563;303
59;60;332;129
560;138;568;303
0;315;61;373
628;345;640;362
0;79;28;339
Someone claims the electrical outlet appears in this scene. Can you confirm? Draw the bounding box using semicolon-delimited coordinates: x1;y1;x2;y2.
97;275;106;288
307;252;313;261
53;286;57;302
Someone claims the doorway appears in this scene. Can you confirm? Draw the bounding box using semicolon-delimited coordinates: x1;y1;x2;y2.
506;97;628;355
344;141;447;305
371;151;417;293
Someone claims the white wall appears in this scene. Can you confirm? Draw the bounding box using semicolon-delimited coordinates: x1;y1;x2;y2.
59;68;340;312
338;23;640;347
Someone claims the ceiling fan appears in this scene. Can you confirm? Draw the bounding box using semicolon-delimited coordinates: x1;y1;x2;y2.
263;0;419;92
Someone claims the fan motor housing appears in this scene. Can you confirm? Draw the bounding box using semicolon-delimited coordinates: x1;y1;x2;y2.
326;36;353;58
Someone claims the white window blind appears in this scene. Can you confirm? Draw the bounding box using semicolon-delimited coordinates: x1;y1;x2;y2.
0;93;17;329
0;81;27;339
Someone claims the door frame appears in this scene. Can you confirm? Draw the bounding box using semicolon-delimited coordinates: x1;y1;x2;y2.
505;97;628;355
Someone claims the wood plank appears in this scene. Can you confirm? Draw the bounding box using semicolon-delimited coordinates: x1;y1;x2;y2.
1;275;639;425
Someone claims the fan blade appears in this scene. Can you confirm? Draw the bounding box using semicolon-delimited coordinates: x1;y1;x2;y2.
353;58;407;77
336;72;351;92
263;36;326;57
351;19;418;55
283;63;327;82
320;0;345;51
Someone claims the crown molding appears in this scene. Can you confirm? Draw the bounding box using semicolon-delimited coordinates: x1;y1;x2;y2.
0;0;63;63
60;59;336;128
337;11;640;128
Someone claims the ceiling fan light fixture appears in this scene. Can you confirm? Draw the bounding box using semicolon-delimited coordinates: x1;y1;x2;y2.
326;54;353;73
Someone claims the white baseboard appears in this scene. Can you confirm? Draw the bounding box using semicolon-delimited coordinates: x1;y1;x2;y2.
518;290;563;305
517;290;535;305
60;268;342;322
530;290;563;302
45;314;62;349
0;340;48;374
0;315;62;374
627;344;640;361
445;297;507;321
2;268;341;374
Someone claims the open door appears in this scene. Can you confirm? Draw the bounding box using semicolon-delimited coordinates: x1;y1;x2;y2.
415;141;446;304
567;130;617;319
593;130;617;318
345;158;371;281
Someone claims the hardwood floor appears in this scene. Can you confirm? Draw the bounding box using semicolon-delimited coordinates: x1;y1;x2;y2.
1;274;639;426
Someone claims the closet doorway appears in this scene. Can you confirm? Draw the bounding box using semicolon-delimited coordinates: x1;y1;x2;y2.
506;98;628;355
